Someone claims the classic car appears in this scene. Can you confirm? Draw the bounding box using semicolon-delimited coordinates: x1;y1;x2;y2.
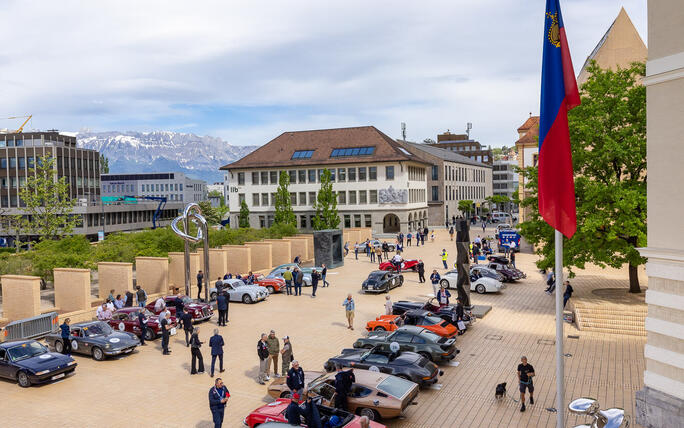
353;326;459;363
378;259;419;272
486;256;526;281
324;347;442;388
366;310;457;338
354;240;395;252
439;269;506;294
254;274;286;294
243;398;386;428
271;263;325;273
214;278;268;304
392;298;475;327
267;369;419;421
0;340;77;387
362;271;403;294
107;307;176;341
266;267;313;287
470;265;505;282
146;295;213;322
45;321;140;361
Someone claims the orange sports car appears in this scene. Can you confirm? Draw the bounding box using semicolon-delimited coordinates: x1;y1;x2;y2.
366;310;457;338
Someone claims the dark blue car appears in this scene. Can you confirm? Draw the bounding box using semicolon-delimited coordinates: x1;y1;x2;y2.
0;340;77;387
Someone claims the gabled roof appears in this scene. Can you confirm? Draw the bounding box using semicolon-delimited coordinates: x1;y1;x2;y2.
517;116;539;132
220;126;429;170
399;141;491;168
515;116;539;146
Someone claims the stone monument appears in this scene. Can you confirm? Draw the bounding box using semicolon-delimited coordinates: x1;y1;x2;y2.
313;229;344;269
455;219;472;307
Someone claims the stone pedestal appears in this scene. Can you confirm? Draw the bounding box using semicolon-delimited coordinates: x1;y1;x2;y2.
208;249;228;282
264;239;292;266
98;262;133;299
135;257;169;294
0;275;41;320
222;245;252;275
285;237;309;262
314;229;344;269
244;242;273;271
54;268;91;313
169;252;200;296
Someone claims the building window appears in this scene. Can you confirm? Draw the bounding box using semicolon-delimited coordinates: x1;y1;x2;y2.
299;192;306;206
347;168;356;181
368;167;377;181
298;170;306;183
344;215;351;228
330;168;336;182
290;193;297;205
251;172;259;185
359;190;367;204
330;147;375;157
349;191;357;204
238;193;245;204
369;190;377;203
261;193;269;206
270;193;276;205
10;158;16;168
308;169;316;183
358;167;367;181
269;171;277;184
288;170;297;184
309;192;316;205
260;171;268;184
291;150;314;159
364;214;372;227
18;157;25;169
385;166;394;180
431;165;438;180
432;186;438;201
338;191;346;205
300;215;307;229
338;168;346;181
238;173;245;185
354;214;361;227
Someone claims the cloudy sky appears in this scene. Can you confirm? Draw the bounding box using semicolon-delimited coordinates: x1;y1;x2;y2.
0;0;646;148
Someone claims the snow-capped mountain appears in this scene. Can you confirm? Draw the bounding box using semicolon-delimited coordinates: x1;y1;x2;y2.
77;131;258;183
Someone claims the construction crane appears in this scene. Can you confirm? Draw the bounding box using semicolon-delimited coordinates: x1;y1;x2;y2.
2;115;33;133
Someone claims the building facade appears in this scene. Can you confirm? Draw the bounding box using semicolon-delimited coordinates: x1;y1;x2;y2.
635;2;684;426
427;132;493;166
492;159;519;214
397;141;492;226
515;115;539;223
100;172;207;203
221;126;430;235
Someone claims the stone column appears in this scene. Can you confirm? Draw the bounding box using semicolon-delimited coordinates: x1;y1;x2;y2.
0;275;41;320
97;262;133;299
223;245;252;275
208;249;228;282
263;239;292;267
455;219;471;307
54;268;91;313
135;257;169;295
285;237;309;261
244;242;273;272
169;252;200;296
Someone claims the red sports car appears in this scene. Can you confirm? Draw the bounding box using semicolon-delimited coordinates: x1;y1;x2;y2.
107;307;177;341
243;398;386;427
146;295;213;322
378;259;419;272
254;274;286;293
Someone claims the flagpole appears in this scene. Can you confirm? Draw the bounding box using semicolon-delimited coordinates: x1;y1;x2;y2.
555;229;565;428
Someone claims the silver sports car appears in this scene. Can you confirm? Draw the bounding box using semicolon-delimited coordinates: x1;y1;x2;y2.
212;279;268;304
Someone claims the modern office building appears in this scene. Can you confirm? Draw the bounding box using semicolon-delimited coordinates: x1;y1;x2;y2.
396;141;492;226
427;131;494;166
100;172;207;203
220;126;430;234
492;159;519;214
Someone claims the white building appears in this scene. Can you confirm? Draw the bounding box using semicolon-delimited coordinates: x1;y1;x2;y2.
492;159;519;213
220;126;430;234
101;172;207;203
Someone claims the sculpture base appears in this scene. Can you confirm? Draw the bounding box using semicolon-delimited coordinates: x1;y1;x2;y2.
313;229;344;269
469;305;492;319
636;386;684;427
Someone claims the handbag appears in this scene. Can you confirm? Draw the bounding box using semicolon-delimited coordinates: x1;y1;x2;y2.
457;321;466;331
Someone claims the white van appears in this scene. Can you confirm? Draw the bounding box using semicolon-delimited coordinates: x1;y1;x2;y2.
491;212;510;223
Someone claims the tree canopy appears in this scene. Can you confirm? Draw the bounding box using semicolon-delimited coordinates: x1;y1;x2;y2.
458;200;474;215
274;170;296;227
312;168;340;230
238;199;250;228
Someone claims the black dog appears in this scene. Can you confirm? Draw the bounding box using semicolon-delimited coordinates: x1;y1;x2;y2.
495;382;507;400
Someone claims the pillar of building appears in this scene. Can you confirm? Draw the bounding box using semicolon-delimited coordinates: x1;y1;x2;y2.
243;242;273;272
97;262;133;299
222;245;252;275
135;257;169;295
0;275;41;321
263;239;292;267
168;252;200;296
54;268;91;313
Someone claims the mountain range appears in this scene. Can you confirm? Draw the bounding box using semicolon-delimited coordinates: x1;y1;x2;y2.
77;131;258;183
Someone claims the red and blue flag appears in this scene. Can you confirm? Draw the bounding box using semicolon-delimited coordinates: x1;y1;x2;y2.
539;0;580;238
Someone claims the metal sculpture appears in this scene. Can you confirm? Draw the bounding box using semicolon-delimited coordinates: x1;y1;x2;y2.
455;219;471;307
171;203;210;302
567;397;629;428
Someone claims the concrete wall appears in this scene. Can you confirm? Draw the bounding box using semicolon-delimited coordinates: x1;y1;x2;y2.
1;275;41;320
208;249;228;282
263;239;292;266
222;245;252;275
135;257;169;295
54;268;91;313
244;242;273;272
285;237;309;261
98;262;133;299
168;252;200;296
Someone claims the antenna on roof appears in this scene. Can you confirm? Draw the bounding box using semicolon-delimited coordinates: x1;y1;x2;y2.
401;122;406;141
466;122;472;139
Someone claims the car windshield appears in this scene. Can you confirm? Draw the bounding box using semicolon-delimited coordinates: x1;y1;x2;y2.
181;296;193;304
84;322;113;337
308;373;329;389
421;316;443;326
419;330;441;342
377;375;414;399
8;342;49;362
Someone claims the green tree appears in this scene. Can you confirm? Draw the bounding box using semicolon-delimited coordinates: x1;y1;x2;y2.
208;189;223;198
198;201;220;225
458;200;474;216
15;156;80;242
518;61;646;293
238;200;250;228
312;168;340;230
273;171;296;227
99;154;109;174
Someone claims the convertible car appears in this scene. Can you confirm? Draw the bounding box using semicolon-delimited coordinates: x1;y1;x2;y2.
107;307;176;341
378;259;419;272
362;271;403;293
213;279;268;304
353;326;459;363
45;321;140;361
146;295;213;322
366;310;458;338
267;369;419;421
392;299;475;327
243;398;386;428
0;340;77;387
439;269;505;294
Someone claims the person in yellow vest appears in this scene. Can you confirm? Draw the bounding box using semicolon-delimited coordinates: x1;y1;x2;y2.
441;249;448;269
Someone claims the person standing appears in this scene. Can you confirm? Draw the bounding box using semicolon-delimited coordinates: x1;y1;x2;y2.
407;232;412;246
293;254;301;265
160;312;171;355
257;333;270;384
286;359;305;397
369;244;375;263
321;264;329;287
310;269;319;298
384;295;393;315
382;241;389;260
209;328;225;377
449;226;455;241
124;290;134;307
334;366;355;411
375;245;383;264
283;267;293;295
216;292;228;326
181;307;194;347
190;327;205;374
441;249;448;269
417;259;426;283
430;270;441;297
391;252;403;273
59;318;72;356
343;294;355;330
482;220;486;233
137;310;148;346
208;378;230;428
266;330;280;378
114;294;124;309
281;336;293;376
354;242;359;260
136;285;147;308
510;250;516;268
294;268;303;296
517;356;535;412
197;270;204;301
344;241;349;256
563;281;574;308
454;298;465;335
436;285;451;307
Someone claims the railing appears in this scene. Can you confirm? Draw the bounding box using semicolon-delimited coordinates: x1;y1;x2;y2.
1;312;59;343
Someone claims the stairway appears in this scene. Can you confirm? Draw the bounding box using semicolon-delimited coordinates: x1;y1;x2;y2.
573;301;647;337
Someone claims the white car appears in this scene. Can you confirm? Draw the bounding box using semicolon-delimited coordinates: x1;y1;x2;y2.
439;269;505;294
211;279;268;304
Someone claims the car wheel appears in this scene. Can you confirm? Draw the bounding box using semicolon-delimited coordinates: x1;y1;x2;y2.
242;294;253;304
17;371;31;388
210;292;217;301
398;276;404;286
266;286;275;294
476;284;486;294
92;346;105;361
280;391;292;399
359;408;380;421
324;361;335;373
144;328;156;341
440;279;450;289
418;352;433;361
373;326;386;332
54;340;64;354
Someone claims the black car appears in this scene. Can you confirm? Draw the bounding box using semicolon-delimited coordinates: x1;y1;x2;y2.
392;299;475;327
45;321;140;361
353;326;459;363
362;270;404;294
0;340;77;387
324;347;442;388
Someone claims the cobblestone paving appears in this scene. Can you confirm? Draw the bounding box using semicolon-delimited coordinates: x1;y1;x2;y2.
0;228;646;427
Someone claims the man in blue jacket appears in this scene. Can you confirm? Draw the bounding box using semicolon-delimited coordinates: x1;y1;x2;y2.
59;318;71;356
293;268;304;296
436;285;451;307
286;360;305;397
209;328;225;377
208;377;230;428
217;292;228;326
137;310;148;346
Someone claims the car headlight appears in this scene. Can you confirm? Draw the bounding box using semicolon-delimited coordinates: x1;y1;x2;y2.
105;344;111;349
67;361;77;366
35;370;50;376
